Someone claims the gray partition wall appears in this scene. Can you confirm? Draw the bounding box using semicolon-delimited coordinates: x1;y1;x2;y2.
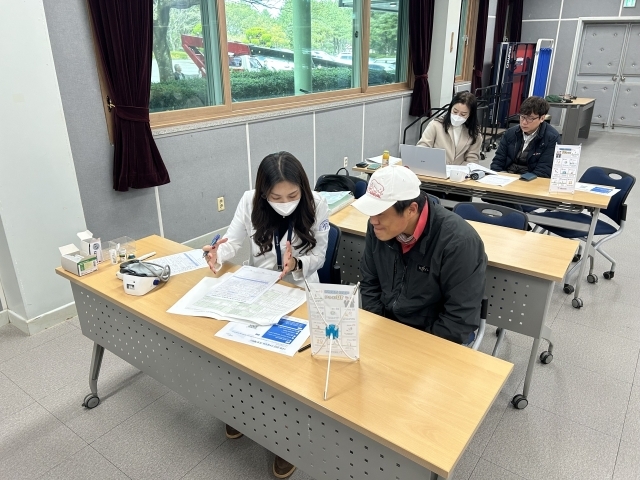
42;0;416;246
521;0;640;126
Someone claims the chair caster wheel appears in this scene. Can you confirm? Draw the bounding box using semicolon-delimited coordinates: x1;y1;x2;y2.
572;298;583;309
587;274;598;284
572;254;581;263
512;394;528;409
82;393;100;409
563;284;574;294
540;351;553;364
480;152;486;160
603;271;614;280
496;328;503;336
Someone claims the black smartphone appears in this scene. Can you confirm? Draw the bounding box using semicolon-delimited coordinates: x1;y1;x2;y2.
520;172;537;182
356;162;368;168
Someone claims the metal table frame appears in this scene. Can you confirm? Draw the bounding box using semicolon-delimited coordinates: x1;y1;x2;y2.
72;283;445;480
337;232;554;410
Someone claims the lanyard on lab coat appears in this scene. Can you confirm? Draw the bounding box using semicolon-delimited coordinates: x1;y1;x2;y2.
274;221;293;271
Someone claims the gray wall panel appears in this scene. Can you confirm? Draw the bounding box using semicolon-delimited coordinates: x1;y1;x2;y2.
249;114;315;185
521;20;558;43
621;3;640;15
316;105;363;179
400;95;420;145
562;0;621;18
42;0;160;243
547;21;579;125
523;0;562;20
489;0;498;16
155;125;249;242
363;98;403;159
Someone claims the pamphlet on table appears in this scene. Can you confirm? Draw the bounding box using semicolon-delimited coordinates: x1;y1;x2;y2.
152;250;208;275
215;316;310;356
550;145;581;194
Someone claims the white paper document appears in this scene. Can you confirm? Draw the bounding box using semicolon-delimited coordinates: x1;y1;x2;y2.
476;174;518;187
365;154;401;165
446;165;470;175
575;182;620;197
168;275;306;326
215;316;310;356
550;145;581;193
153;250;208;275
206;265;280;304
306;283;359;360
466;163;496;174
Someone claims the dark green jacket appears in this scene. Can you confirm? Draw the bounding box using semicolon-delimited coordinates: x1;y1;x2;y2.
360;199;487;344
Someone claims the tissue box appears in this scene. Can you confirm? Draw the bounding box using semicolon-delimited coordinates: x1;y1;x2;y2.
59;244;98;276
77;230;103;263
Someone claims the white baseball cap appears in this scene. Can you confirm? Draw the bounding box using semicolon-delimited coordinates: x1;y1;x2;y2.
352;165;422;216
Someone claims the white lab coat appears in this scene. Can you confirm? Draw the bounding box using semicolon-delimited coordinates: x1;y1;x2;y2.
215;190;330;286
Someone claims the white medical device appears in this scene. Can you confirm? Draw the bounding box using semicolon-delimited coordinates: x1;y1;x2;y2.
118;260;171;296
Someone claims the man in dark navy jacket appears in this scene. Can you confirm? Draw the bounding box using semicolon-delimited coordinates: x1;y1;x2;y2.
490;96;561;178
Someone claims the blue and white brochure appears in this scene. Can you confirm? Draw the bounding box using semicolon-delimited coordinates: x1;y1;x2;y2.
215;316;309;356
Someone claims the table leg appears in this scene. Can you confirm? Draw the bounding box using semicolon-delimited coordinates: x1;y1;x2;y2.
562;107;580;145
572;208;600;308
82;342;104;409
429;471;440;480
578;103;594;139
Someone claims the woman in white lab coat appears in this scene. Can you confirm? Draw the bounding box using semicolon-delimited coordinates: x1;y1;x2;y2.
204;151;329;287
203;151;328;478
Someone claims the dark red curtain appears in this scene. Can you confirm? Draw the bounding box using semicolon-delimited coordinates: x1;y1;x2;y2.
87;0;170;192
492;0;509;53
408;0;436;117
509;0;524;42
471;0;490;93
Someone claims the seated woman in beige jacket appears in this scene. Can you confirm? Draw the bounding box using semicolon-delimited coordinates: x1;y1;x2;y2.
417;91;481;165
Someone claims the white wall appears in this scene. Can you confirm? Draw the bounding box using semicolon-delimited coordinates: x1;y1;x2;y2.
0;0;86;334
429;0;463;109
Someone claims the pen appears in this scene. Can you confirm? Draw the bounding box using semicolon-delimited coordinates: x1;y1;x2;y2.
297;344;311;353
202;234;221;258
137;252;156;261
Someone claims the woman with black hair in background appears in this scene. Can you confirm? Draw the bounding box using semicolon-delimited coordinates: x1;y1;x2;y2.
203;151;329;478
417;91;481;166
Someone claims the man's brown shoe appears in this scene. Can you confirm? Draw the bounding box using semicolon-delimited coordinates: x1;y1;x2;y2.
272;455;296;478
225;424;243;439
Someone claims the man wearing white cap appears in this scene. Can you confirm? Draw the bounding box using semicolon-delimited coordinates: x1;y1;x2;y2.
352;165;487;344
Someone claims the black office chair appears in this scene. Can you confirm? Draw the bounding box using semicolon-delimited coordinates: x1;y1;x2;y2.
453;202;529;230
317;223;342;284
532;167;635;306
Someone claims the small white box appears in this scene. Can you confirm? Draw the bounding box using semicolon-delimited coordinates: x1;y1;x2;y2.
77;230;103;263
59;244;98;277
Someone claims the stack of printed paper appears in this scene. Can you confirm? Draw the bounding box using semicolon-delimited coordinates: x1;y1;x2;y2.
167;266;306;326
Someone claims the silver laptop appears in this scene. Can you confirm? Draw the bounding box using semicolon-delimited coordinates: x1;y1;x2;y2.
400;145;449;179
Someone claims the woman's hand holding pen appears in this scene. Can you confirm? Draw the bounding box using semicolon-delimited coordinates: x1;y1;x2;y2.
279;241;296;280
203;238;228;273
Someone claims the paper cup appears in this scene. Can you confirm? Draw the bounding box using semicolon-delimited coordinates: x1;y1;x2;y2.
450;170;467;182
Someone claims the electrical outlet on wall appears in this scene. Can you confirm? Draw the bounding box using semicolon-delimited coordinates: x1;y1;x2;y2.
343;156;348;168
217;197;225;211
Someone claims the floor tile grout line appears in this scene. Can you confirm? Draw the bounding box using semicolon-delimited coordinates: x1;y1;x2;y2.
0;325;83;368
474;457;533;480
33;421;89;479
178;437;231;480
87;389;173;447
609;384;635;480
87;444;134;480
547;315;640;349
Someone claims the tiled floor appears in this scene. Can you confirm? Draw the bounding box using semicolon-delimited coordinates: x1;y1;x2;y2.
1;131;640;479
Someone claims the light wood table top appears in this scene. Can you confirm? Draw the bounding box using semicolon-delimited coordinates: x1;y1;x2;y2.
351;168;610;209
330;206;579;282
56;235;513;478
548;97;595;107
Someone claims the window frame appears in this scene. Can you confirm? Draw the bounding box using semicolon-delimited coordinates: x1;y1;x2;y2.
454;0;479;84
144;0;411;130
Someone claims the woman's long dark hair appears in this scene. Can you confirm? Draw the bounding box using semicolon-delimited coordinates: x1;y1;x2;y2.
251;151;317;256
441;91;479;145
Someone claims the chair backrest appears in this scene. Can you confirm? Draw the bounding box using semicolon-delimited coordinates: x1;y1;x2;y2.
354;179;368;199
579;167;636;226
426;193;440;205
317;223;342;284
453;202;529;230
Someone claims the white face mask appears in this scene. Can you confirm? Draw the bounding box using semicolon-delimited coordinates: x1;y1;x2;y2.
268;199;300;217
450;114;467;127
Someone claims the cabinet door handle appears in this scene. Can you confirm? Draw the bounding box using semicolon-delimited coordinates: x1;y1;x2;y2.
621;75;626;81
612;75;619;81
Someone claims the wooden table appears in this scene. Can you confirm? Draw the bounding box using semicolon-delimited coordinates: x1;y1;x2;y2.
56;235;513;480
547;97;595;145
352;167;609;309
330;206;578;409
